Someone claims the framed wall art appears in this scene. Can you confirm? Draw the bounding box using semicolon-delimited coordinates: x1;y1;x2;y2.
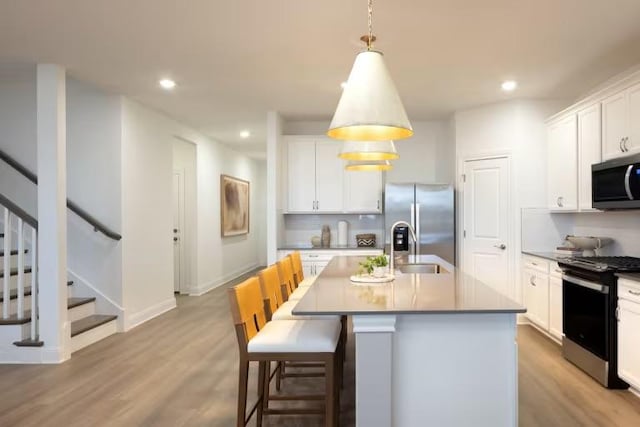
220;174;250;237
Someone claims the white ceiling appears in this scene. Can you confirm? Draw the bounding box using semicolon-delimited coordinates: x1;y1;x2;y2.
2;0;640;156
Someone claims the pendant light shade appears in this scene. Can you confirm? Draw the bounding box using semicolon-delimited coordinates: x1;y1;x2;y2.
339;140;398;161
328;50;413;141
345;159;393;172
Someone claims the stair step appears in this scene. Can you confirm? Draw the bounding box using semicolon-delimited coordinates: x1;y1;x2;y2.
0;249;28;257
0;311;31;325
0;280;74;303
0;267;32;278
13;338;44;347
71;314;117;337
0;286;33;303
67;297;96;309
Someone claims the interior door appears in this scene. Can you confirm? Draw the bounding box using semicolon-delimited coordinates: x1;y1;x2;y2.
463;157;510;297
173;171;185;293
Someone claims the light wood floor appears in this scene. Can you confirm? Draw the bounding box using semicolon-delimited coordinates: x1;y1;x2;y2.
0;270;639;427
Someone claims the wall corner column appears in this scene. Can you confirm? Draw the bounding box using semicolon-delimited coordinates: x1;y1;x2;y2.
36;64;70;362
266;111;282;264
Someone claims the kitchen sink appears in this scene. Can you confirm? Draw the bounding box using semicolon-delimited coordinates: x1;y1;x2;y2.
397;263;446;274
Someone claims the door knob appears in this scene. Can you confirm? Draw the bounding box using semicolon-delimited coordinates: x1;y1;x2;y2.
173;237;178;242
494;244;506;250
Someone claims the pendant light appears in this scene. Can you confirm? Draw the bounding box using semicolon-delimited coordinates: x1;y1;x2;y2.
328;0;412;141
339;140;398;161
345;160;393;172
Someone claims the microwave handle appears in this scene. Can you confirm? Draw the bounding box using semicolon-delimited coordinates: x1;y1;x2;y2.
625;165;634;200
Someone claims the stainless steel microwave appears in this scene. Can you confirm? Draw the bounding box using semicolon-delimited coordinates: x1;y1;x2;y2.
592;153;640;209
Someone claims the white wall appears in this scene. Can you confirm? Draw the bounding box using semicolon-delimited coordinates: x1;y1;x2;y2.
454;99;568;302
194;133;264;294
387;121;455;184
0;66;37;215
66;78;123;309
120;99;176;328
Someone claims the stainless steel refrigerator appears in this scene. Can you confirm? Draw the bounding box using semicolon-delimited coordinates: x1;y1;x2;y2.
384;183;455;265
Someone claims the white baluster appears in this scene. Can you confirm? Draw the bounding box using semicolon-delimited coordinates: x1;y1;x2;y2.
16;218;24;319
2;208;10;319
30;228;38;340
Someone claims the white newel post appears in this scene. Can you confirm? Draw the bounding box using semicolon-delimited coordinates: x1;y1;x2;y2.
352;315;397;427
36;64;70;362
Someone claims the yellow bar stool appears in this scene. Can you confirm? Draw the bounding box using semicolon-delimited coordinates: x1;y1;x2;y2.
228;277;342;427
291;251;317;287
258;265;339;322
277;256;309;301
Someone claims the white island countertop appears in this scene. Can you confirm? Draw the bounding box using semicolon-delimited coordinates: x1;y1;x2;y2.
292;255;525;427
292;255;525;316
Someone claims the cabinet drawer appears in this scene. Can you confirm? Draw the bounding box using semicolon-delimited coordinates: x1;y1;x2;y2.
522;256;550;274
619;279;640;304
299;251;335;262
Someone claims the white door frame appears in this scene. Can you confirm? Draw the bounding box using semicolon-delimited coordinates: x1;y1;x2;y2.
457;151;517;301
173;168;186;293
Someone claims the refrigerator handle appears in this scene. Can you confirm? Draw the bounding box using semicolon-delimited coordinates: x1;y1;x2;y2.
410;203;416;256
415;203;421;256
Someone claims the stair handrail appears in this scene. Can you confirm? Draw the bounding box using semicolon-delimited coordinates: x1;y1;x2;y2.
0;149;121;241
0;193;38;230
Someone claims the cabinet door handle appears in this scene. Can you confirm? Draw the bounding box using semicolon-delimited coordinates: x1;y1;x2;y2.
620;138;625;152
624;137;630;152
530;277;536;286
616;307;620;322
377;200;380;210
557;197;564;207
629;289;640;296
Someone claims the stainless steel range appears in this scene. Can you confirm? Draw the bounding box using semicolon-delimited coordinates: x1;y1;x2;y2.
558;256;640;389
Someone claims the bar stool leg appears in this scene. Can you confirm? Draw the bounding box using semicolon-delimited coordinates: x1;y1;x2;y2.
256;361;266;427
237;358;249;427
263;361;271;412
325;355;336;427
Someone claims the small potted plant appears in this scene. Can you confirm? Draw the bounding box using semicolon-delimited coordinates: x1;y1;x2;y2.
358;255;389;278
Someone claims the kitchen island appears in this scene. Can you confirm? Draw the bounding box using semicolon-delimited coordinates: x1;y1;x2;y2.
293;255;526;427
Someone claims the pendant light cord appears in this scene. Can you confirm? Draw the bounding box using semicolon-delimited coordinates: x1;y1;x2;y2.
367;0;373;50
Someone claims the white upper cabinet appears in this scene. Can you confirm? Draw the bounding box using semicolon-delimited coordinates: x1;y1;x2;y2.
627;82;640;156
314;141;344;212
603;91;629;160
547;114;578;211
286;136;381;214
344;170;382;213
287;139;317;212
602;82;640;160
577;104;602;211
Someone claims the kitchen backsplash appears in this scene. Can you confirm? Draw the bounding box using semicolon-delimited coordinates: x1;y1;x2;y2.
521;208;640;256
283;214;384;247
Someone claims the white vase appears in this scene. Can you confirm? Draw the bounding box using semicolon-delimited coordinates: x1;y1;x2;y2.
372;266;387;278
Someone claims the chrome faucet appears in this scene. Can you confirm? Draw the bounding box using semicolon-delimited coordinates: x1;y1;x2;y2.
389;221;417;275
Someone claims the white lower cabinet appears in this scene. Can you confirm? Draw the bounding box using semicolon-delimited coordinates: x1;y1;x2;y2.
549;276;563;340
618;278;640;391
523;267;550;330
278;249;384;277
522;255;563;341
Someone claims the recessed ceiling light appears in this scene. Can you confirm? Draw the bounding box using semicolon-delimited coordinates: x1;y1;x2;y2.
159;78;176;90
501;80;518;92
340;81;348;89
239;130;251;139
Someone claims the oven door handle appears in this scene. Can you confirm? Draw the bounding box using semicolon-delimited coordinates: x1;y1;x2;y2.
563;274;609;294
625;165;634;200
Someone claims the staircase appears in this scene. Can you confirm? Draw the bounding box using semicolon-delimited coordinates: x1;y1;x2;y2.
1;220;118;355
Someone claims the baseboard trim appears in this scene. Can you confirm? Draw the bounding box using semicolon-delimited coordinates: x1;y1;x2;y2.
123;297;176;331
189;263;260;296
0;345;68;364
